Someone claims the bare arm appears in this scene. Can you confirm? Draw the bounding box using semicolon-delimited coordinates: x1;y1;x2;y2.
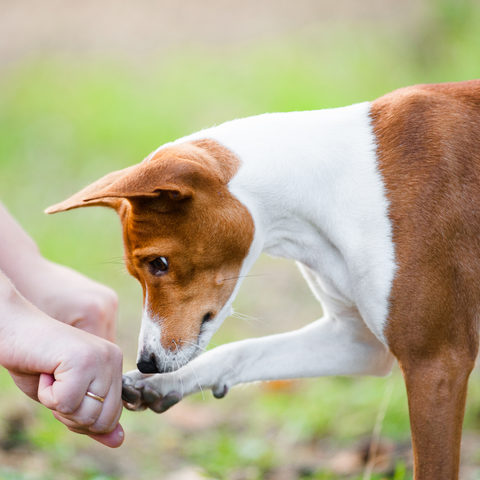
0;202;124;446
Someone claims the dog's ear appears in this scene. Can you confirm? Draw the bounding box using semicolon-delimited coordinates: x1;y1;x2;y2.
45;158;209;214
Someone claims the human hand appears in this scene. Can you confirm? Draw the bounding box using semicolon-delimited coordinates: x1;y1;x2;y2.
0;203;118;341
13;256;118;342
1;278;124;447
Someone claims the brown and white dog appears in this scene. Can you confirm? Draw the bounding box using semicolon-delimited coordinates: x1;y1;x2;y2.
47;80;480;479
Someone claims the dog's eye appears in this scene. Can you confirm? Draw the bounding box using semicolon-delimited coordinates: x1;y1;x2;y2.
149;257;169;276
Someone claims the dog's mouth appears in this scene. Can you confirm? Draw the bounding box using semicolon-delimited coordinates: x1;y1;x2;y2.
136;309;221;374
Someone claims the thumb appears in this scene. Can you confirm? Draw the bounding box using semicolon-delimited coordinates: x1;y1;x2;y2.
38;369;89;414
37;373;55;408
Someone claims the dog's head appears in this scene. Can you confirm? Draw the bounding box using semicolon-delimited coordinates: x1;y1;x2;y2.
46;139;254;373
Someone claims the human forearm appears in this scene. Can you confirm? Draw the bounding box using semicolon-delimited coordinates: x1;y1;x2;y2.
0;203;42;288
0;202;118;340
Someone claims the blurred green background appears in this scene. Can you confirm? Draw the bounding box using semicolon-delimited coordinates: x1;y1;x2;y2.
1;0;480;479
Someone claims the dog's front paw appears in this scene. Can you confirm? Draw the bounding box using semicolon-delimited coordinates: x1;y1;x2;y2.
136;382;183;413
121;369;183;414
122;371;149;411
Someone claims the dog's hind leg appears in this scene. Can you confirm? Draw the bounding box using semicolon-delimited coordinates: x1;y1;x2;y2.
122;311;394;412
395;352;474;480
385;277;479;480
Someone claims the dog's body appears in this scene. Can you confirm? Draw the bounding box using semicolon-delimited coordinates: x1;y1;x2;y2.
48;80;480;479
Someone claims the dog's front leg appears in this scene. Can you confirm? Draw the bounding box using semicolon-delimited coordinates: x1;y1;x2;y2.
122;314;394;413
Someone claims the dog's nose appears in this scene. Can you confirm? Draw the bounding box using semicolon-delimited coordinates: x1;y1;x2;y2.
137;356;159;374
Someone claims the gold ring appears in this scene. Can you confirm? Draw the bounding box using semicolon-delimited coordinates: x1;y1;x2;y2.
85;391;105;403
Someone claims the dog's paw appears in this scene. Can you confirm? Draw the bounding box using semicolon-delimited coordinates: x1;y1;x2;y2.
122;372;147;411
122;369;159;411
121;366;228;413
134;378;183;413
121;369;184;414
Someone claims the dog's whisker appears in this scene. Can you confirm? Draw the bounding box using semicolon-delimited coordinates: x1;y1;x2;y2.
180;339;238;374
177;348;205;400
172;341;181;392
231;316;259;329
180;339;207;352
176;358;184;398
97;257;125;265
219;272;280;283
231;311;270;327
230;311;255;319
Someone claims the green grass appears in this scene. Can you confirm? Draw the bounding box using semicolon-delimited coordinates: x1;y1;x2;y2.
1;1;480;478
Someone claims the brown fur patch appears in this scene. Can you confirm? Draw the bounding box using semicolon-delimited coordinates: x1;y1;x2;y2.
370;80;480;478
149;138;240;184
46;137;254;354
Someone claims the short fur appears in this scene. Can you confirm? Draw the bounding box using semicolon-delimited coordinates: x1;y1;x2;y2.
48;80;480;480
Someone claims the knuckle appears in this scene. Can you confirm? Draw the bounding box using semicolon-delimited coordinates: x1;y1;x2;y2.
96;341;121;361
105;288;119;312
74;349;97;370
84;300;108;323
67;426;89;435
55;403;76;415
74;416;97;427
100;343;123;369
82;290;118;324
123;400;146;411
89;421;115;434
110;344;123;363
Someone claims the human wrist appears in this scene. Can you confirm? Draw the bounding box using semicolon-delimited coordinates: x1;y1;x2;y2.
0;273;34;368
0;203;43;286
0;272;18;311
4;251;50;301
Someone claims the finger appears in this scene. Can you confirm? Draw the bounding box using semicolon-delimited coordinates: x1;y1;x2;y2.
52;410;91;434
59;393;104;428
35;372;55;405
38;370;91;414
88;423;124;448
58;368;116;430
54;411;124;448
52;407;121;438
87;371;123;434
8;371;42;402
123;400;147;411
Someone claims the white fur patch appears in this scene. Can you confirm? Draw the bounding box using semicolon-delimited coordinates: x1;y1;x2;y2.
126;102;399;404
